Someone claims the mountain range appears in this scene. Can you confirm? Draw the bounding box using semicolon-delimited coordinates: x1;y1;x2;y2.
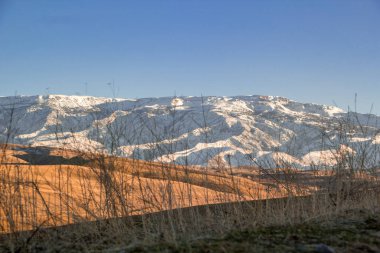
0;94;379;169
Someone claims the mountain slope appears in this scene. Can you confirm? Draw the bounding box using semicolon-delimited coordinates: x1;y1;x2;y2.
0;94;379;168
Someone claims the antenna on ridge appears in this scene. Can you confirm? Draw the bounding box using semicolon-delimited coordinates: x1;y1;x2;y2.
107;80;116;98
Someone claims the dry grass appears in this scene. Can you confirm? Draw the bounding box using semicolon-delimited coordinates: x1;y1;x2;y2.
0;142;379;252
0;145;313;233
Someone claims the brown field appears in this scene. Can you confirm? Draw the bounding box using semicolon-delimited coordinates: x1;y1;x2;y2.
1;144;380;252
0;144;317;233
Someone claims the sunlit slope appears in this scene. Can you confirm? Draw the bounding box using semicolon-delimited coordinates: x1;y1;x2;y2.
0;145;313;232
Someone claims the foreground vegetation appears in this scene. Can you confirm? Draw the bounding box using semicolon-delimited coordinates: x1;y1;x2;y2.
0;103;379;252
1;143;380;252
1;194;379;252
113;208;380;253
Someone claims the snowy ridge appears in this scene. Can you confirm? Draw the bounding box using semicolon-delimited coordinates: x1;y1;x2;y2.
0;94;379;169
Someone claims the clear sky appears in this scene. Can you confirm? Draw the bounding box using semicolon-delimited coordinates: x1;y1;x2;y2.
0;0;379;114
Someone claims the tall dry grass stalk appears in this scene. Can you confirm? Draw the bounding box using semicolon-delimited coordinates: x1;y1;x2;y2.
0;97;379;250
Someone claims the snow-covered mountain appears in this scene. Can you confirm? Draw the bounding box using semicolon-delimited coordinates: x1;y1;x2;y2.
0;94;379;169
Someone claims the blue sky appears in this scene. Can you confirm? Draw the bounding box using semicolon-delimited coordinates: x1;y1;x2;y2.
0;0;379;114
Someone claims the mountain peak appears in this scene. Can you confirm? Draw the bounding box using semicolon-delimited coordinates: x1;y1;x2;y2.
0;94;377;169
